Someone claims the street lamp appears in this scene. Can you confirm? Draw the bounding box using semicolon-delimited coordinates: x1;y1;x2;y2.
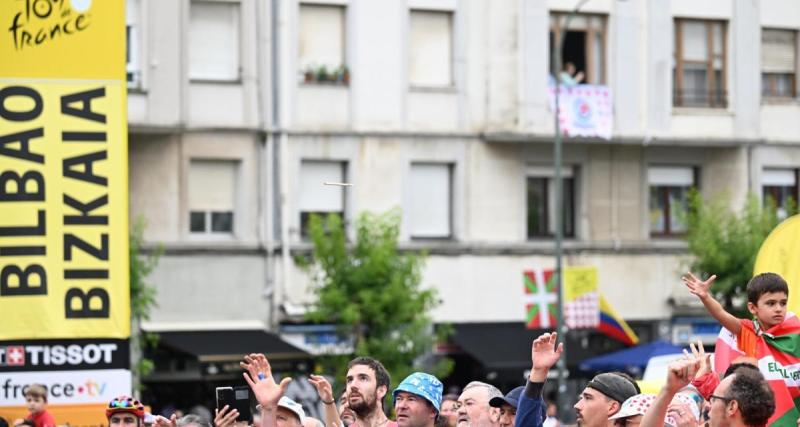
552;0;590;420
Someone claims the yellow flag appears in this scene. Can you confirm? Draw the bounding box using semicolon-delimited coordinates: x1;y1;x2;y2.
754;214;800;315
564;266;598;302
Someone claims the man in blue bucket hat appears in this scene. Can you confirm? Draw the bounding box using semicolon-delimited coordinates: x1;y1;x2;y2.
393;372;444;427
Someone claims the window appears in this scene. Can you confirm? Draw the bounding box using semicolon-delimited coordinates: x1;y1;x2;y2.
126;0;141;88
409;10;453;87
189;1;240;81
298;4;347;84
673;19;727;108
648;166;696;236
299;161;346;238
762;29;797;99
550;14;606;84
762;168;798;219
526;166;575;238
408;163;452;238
189;160;238;235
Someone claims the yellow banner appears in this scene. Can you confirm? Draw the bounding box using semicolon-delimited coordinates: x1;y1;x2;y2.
0;0;125;80
564;266;598;302
0;1;128;340
0;82;129;339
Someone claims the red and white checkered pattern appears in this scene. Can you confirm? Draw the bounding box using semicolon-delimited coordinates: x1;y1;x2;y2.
564;292;599;329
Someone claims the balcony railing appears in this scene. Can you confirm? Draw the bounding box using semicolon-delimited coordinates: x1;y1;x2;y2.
673;89;728;108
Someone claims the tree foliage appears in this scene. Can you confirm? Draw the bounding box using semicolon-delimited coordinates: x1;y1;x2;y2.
300;210;452;391
685;191;793;315
130;217;162;392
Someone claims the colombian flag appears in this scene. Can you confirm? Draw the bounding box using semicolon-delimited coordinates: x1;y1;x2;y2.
598;295;639;346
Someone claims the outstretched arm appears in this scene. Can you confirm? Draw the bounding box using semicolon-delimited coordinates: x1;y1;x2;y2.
682;272;740;335
241;353;292;427
641;359;699;427
308;375;342;427
515;332;564;427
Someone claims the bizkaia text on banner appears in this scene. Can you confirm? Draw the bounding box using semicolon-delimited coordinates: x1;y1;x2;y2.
0;83;129;340
0;339;129;372
0;0;128;341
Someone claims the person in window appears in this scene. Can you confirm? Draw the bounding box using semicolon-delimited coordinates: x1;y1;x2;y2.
560;62;585;87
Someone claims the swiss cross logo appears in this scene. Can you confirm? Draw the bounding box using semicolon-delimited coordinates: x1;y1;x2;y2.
6;346;25;366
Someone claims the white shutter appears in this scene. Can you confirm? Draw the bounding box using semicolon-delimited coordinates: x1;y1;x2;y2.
526;165;574;178
762;169;796;186
299;161;344;212
299;5;345;72
189;160;237;211
762;29;796;73
409;10;452;87
648;166;694;186
681;21;708;62
409;164;451;237
189;1;240;81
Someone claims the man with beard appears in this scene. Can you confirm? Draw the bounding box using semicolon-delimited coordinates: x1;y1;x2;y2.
456;382;503;427
346;357;396;427
393;372;443;427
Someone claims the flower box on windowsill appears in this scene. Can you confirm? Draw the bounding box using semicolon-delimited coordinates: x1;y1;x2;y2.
300;65;350;86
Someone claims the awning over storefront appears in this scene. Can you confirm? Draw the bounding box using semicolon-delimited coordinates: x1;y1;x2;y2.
449;322;655;373
157;329;310;362
450;323;541;371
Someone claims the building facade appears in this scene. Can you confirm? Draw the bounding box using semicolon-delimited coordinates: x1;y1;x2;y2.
127;0;800;401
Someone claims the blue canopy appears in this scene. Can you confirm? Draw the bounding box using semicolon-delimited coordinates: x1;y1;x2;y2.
579;340;686;373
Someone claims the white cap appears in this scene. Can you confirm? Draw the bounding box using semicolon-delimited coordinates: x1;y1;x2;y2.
278;396;306;423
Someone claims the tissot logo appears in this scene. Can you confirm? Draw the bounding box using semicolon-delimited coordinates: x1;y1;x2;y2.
0;344;116;368
5;347;24;366
8;0;93;51
0;340;129;372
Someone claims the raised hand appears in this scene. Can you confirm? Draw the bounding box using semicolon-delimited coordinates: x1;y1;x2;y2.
530;332;564;382
152;414;177;427
215;405;240;427
683;339;711;379
241;353;292;408
681;272;717;300
308;374;335;403
667;402;699;427
666;359;701;394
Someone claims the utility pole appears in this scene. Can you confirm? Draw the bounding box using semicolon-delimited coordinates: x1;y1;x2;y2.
553;0;590;420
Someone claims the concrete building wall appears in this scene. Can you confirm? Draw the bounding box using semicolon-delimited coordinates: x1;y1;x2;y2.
127;0;800;330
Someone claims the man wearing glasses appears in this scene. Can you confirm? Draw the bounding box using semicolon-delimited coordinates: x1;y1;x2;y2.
641;359;774;427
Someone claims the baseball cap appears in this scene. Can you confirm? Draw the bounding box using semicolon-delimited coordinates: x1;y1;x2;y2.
587;373;639;404
278;396;305;423
489;386;524;409
393;372;444;412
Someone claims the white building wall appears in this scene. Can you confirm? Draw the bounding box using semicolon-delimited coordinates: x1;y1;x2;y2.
127;0;800;329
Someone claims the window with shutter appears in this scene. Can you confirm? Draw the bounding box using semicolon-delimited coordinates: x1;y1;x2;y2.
761;29;797;99
189;1;241;82
673;19;727;108
408;163;452;238
299;4;347;85
409;10;453;87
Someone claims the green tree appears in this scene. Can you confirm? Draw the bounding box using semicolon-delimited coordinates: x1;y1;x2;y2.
299;210;453;393
685;191;793;316
130;217;162;394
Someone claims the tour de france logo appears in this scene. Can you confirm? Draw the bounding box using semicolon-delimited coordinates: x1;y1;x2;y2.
571;96;594;129
8;0;93;50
